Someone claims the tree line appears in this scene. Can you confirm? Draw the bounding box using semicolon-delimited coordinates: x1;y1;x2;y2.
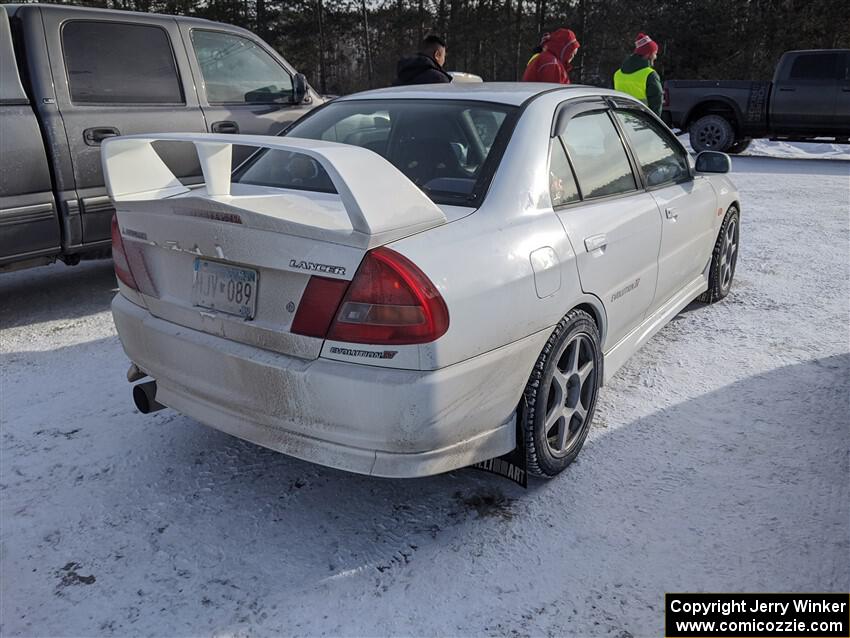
8;0;850;95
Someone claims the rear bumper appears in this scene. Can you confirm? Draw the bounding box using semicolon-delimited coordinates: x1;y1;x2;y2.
112;294;545;477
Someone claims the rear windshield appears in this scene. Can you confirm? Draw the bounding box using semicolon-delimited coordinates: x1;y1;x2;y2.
234;99;518;206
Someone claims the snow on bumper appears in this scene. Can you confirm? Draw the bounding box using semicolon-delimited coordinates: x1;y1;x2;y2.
112;294;544;477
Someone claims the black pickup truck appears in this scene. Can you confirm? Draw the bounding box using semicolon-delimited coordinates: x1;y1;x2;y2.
663;49;850;153
1;3;322;273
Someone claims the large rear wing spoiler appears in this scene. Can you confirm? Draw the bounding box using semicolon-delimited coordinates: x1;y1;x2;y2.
101;133;447;249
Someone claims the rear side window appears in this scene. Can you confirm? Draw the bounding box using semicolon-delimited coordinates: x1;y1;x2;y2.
615;110;690;187
548;139;580;206
63;21;183;104
788;53;840;81
562;111;637;199
191;30;293;104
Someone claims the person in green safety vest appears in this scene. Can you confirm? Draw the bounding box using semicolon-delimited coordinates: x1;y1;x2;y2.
613;33;663;116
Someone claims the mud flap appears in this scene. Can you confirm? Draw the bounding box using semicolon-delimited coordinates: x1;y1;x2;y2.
471;399;528;488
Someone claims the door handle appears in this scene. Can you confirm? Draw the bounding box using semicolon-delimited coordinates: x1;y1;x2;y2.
778;87;796;92
211;120;239;134
665;207;679;221
83;127;120;146
584;234;608;253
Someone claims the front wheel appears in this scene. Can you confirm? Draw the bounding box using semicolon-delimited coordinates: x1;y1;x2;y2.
690;114;735;152
699;206;740;303
522;309;602;477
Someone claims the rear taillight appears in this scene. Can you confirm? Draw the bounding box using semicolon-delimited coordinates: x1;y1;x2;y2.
291;247;449;345
111;215;138;290
290;276;350;338
327;247;449;345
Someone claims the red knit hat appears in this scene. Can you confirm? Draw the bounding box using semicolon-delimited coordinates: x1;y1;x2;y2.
634;32;658;57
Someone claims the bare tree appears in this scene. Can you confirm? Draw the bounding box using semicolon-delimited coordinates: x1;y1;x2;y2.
316;0;327;93
361;0;374;86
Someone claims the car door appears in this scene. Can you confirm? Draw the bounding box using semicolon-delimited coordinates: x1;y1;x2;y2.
180;26;316;165
770;51;841;134
0;6;60;265
550;102;662;348
613;106;718;309
43;11;207;248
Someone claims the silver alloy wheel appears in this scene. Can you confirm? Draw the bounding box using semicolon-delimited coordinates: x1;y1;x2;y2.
544;333;597;457
720;217;738;290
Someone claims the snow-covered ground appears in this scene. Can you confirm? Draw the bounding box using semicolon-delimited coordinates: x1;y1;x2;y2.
740;139;850;160
1;149;848;637
678;135;850;160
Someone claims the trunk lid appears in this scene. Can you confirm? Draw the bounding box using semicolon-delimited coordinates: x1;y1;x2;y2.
102;133;448;359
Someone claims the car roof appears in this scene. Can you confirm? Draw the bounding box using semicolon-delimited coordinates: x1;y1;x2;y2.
336;83;618;107
3;2;225;28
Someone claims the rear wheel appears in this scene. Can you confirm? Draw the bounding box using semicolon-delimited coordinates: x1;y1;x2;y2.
690;114;735;152
699;206;740;303
522;309;602;477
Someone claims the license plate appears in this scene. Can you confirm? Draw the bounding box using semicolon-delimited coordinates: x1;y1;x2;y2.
192;259;258;319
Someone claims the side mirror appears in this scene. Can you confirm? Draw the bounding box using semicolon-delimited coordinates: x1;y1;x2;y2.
695;151;732;174
291;73;308;105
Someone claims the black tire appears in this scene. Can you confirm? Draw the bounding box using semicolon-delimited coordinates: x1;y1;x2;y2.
522;309;602;478
690;114;735;152
699;206;740;304
726;138;752;154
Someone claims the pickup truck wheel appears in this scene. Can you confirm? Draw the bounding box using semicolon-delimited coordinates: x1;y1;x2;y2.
690;115;735;152
699;206;740;304
726;138;752;154
522;309;602;478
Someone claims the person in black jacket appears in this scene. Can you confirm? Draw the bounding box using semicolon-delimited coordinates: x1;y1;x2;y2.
394;35;453;85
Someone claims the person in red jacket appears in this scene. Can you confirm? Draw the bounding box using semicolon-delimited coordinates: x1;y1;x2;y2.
522;28;580;84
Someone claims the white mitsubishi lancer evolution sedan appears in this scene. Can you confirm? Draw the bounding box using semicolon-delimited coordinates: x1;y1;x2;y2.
105;83;740;480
